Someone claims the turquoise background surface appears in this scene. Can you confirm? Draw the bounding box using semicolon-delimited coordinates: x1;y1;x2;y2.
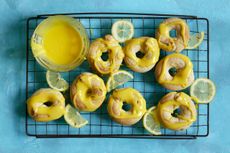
0;0;229;152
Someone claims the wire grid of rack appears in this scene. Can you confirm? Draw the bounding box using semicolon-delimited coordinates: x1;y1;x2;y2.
26;13;209;139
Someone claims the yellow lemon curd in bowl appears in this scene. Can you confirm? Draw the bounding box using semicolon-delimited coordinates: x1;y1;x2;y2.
31;15;89;72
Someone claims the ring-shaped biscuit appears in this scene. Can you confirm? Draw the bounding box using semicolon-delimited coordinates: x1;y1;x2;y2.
123;37;160;73
157;92;197;130
27;88;65;122
156;18;190;52
87;35;124;75
155;53;194;90
107;88;146;125
70;72;107;112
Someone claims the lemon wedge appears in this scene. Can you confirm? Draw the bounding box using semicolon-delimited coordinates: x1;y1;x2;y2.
143;106;161;135
186;32;205;49
46;70;69;92
112;20;134;43
64;104;88;128
190;78;216;103
106;70;133;92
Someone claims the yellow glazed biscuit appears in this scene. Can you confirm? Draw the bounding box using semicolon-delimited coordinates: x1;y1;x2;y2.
156;18;190;52
157;92;197;130
70;72;106;112
155;53;194;90
27;88;65;122
87;35;124;75
107;88;146;125
123;37;160;73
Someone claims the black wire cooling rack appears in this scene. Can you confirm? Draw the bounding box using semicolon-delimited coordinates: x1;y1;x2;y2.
26;13;209;139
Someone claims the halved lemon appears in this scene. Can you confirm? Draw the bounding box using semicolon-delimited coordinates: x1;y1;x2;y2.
143;106;161;135
190;78;216;103
64;104;88;128
112;20;134;43
46;70;69;92
106;70;133;92
186;32;205;49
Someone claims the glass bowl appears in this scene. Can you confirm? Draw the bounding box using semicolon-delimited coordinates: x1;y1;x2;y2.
31;15;89;72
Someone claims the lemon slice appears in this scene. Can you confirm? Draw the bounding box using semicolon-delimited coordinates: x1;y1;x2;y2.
112;20;134;43
64;104;88;128
143;106;161;135
106;70;133;92
190;78;216;103
46;70;69;92
186;32;205;49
